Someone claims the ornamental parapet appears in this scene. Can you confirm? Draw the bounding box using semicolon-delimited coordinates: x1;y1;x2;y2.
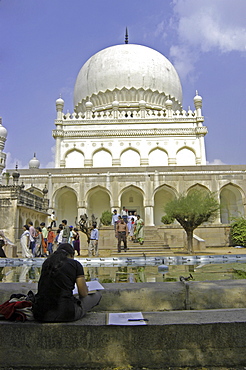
52;126;208;139
0;186;49;212
58;107;201;122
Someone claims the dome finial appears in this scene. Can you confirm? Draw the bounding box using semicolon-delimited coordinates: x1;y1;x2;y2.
125;27;128;44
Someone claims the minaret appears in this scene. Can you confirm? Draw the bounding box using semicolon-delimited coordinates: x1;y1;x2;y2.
0;117;8;174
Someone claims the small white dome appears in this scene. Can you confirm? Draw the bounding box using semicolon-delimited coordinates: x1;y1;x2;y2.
29;153;40;169
74;44;182;113
0;120;7;139
56;97;64;105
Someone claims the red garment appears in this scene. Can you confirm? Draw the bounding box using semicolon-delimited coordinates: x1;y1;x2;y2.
0;300;32;321
47;230;55;243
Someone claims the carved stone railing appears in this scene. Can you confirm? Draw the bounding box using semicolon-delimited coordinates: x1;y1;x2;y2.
59;107;198;122
0;186;49;212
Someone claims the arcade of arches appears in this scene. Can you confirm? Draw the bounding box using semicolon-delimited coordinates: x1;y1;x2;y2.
49;182;245;227
63;147;197;169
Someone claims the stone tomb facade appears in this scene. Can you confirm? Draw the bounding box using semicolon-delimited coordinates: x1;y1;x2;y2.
1;43;246;247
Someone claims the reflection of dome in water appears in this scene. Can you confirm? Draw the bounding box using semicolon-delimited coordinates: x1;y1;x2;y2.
29;153;40;169
74;44;182;112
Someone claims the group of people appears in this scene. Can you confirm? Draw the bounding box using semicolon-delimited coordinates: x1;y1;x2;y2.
111;208;144;253
20;219;81;258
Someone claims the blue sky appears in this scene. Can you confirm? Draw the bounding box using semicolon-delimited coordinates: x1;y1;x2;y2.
0;0;246;169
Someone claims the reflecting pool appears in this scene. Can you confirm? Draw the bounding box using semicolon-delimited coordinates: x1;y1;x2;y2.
1;254;246;283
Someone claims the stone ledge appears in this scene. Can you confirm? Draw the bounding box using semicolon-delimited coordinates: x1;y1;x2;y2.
1;309;246;368
1;280;246;311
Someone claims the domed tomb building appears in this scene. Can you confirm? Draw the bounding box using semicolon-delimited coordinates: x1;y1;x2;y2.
2;41;246;250
53;43;207;168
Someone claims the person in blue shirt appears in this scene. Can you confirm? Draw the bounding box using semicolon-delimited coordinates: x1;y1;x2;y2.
88;223;99;257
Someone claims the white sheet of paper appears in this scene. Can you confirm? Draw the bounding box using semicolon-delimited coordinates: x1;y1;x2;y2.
73;280;104;295
108;312;147;325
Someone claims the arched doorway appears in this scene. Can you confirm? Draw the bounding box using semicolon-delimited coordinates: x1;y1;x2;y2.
120;186;144;219
154;185;176;225
187;184;210;196
220;184;244;224
86;187;111;224
54;187;78;226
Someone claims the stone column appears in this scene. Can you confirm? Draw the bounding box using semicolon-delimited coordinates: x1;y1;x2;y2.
144;205;154;226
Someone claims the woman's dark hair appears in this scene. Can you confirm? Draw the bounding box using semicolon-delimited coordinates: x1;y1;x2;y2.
23;224;29;230
36;227;42;232
41;243;75;277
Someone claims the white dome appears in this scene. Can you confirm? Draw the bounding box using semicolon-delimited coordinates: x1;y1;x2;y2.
29;154;40;169
74;44;182;112
0;122;7;139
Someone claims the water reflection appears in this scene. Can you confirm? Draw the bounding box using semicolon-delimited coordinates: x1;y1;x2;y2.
0;265;41;283
0;258;245;283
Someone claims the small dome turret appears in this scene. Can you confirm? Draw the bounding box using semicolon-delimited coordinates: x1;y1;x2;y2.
0;118;7;139
194;90;202;107
29;153;40;169
12;164;20;184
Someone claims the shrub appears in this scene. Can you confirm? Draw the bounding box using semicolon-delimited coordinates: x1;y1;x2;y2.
100;210;112;226
230;217;246;247
161;215;175;224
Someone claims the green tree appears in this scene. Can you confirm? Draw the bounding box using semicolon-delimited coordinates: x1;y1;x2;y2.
164;190;219;253
100;210;112;226
230;217;246;247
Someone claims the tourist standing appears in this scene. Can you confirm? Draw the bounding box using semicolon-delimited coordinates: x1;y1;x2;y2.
134;215;144;245
28;221;36;256
20;225;32;258
128;217;135;241
50;211;57;228
47;227;55;255
89;223;99;257
116;218;128;252
62;219;70;243
121;206;128;224
40;222;48;256
57;224;64;245
111;209;120;231
34;227;42;257
72;228;80;256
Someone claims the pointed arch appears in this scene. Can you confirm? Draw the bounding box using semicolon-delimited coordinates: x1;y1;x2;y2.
120;148;140;167
53;186;78;226
176;146;196;166
187;183;211;196
92;148;112;167
64;149;84;168
86;185;112;222
220;183;245;224
119;185;145;218
153;184;177;225
149;147;168;166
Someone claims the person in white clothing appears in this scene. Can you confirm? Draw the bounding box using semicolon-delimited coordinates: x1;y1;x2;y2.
20;225;32;258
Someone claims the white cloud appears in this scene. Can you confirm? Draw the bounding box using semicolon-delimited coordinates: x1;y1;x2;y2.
166;0;246;79
206;159;227;165
44;145;56;169
5;152;28;170
169;45;199;80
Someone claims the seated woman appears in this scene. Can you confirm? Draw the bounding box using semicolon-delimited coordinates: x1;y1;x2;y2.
33;243;101;322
